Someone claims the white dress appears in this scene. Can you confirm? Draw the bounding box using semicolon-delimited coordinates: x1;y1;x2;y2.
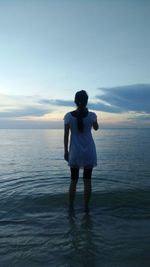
64;111;97;168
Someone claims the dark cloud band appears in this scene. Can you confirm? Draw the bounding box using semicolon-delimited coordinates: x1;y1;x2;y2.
40;84;150;114
0;106;51;118
97;84;150;113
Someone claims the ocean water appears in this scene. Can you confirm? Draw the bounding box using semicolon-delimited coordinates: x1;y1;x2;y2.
0;128;150;267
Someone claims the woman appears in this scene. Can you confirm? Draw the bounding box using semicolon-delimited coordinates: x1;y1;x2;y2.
64;90;99;212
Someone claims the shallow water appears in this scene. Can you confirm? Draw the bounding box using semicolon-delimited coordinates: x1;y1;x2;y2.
0;129;150;266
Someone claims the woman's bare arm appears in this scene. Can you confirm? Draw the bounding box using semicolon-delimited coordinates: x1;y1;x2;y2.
64;123;70;161
93;119;99;131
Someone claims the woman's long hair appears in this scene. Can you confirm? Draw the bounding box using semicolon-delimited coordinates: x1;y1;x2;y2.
74;90;88;132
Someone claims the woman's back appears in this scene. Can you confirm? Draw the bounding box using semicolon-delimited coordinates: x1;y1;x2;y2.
64;110;97;168
64;111;96;135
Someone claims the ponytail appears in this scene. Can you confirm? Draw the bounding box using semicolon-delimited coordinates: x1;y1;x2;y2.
74;90;88;132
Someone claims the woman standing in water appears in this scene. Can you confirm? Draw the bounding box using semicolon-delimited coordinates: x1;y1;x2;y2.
64;90;99;212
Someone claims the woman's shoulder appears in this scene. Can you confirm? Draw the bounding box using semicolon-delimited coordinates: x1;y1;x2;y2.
88;111;96;115
88;111;97;121
64;111;71;117
88;111;97;117
64;110;75;117
64;112;70;123
64;111;75;123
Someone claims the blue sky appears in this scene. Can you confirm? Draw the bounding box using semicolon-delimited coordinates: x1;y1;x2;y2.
0;0;150;128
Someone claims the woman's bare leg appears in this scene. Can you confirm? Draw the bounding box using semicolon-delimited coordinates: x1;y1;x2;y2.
69;168;79;209
83;168;92;212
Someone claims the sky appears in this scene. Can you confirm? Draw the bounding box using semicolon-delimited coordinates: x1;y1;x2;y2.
0;0;150;128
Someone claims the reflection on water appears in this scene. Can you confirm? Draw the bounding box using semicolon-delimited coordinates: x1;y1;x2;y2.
67;210;97;267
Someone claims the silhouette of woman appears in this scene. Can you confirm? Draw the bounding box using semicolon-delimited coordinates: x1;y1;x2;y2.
64;90;99;212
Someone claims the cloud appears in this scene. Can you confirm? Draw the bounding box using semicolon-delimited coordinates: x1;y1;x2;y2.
0;94;51;118
39;99;74;107
0;106;50;118
128;114;150;121
97;84;150;113
40;84;150;114
88;102;122;113
39;98;122;113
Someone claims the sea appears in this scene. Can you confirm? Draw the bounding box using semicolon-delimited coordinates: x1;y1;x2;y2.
0;128;150;267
